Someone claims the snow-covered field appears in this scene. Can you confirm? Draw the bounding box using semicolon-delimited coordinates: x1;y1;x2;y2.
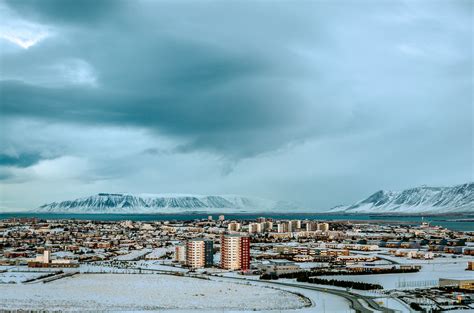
0;273;309;311
323;259;474;289
145;247;173;259
0;271;47;284
209;275;355;313
114;248;151;261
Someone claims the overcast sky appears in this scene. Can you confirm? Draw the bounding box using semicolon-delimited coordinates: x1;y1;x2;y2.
0;0;472;211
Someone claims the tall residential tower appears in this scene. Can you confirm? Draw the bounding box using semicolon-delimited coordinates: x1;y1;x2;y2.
220;234;250;271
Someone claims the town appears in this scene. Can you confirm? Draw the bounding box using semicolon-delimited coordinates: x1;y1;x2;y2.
1;216;473;312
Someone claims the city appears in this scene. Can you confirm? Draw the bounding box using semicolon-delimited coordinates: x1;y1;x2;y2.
0;0;472;312
1;216;473;312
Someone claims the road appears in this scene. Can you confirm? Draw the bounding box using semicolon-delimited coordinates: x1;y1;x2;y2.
206;274;397;313
137;265;398;313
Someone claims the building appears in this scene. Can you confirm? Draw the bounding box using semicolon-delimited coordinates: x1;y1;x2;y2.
467;261;474;271
259;260;301;275
240;236;250;270
248;223;262;234
219;215;225;221
220;234;250;271
290;220;301;231
186;239;213;269
35;250;50;263
175;245;186;264
306;221;317;231
228;222;241;232
439;278;474;290
262;221;273;232
277;221;292;233
28;250;78;268
318;223;329;232
204;240;214;267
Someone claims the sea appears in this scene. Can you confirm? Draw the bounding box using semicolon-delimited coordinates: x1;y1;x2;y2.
0;212;473;231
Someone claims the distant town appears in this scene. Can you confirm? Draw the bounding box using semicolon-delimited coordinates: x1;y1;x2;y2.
1;215;473;312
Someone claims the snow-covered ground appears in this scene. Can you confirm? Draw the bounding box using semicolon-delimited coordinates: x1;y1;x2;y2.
0;271;47;284
323;259;474;290
114;248;151;261
144;247;173;259
373;297;410;313
0;273;310;311
207;275;355;313
376;252;473;265
137;260;189;272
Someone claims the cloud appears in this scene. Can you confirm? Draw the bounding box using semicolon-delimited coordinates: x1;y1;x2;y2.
4;0;119;25
0;152;44;168
0;2;53;49
0;0;472;210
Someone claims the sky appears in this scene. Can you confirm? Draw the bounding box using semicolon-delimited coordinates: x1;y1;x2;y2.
0;0;472;211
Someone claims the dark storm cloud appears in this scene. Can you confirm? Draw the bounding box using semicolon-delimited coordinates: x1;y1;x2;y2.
0;0;472;210
5;0;118;24
0;152;43;168
1;1;471;161
0;3;324;158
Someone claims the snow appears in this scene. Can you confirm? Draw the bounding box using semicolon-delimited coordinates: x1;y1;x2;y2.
0;273;309;311
322;259;474;290
208;275;354;313
136;260;189;272
374;297;411;313
329;182;474;214
36;193;296;213
114;249;151;261
144;247;173;259
0;271;47;284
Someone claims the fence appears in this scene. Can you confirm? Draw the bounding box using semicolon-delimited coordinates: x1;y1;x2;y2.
397;279;438;288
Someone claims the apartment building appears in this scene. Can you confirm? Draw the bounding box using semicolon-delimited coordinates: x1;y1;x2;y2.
186;239;213;269
248;223;262;234
318;222;329;232
277;221;292;233
175;245;186;264
220;234;250;271
227;222;241;232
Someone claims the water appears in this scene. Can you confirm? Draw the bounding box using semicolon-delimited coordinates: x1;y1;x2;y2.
0;212;472;231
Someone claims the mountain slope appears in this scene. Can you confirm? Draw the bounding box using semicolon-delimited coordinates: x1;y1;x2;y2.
36;193;300;213
329;183;474;214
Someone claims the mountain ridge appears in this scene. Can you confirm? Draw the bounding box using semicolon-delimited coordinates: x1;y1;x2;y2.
328;182;474;214
36;193;300;214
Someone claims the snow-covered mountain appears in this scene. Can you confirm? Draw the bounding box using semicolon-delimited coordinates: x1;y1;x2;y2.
329;183;474;214
36;193;300;213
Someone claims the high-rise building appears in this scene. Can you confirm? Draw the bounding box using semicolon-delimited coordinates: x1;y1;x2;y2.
220;234;250;271
175;245;187;264
186;239;213;269
290;220;301;231
240;237;250;271
277;221;292;233
305;221;317;231
204;240;213;267
227;221;241;232
318;222;329;232
262;221;273;232
219;215;225;221
248;222;262;234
